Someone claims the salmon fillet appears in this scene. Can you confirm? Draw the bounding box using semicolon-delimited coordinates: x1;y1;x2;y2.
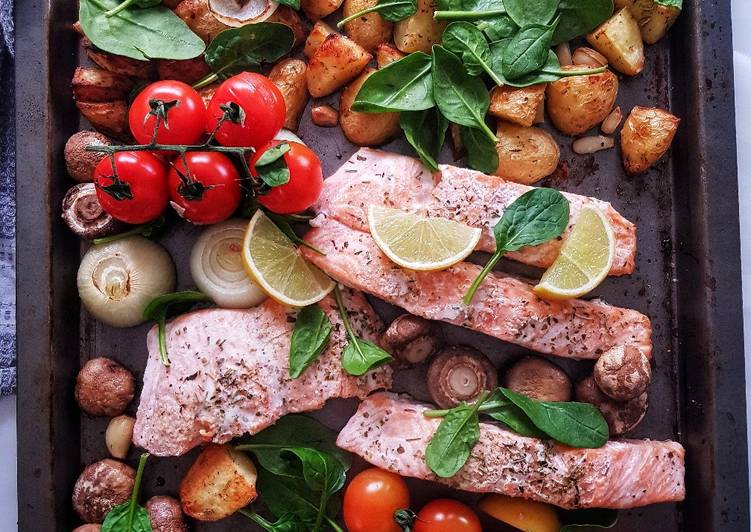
302;220;652;359
133;289;391;456
312;148;636;275
337;392;685;509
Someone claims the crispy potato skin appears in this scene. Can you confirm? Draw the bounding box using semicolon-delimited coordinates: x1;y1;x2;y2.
394;0;445;53
620;106;679;174
304;21;337;58
179;444;258;521
269;59;309;131
340;68;400;146
488;84;546;127
615;0;680;44
307;34;372;98
587;8;644;76
82;38;155;78
375;43;406;68
546;66;618;135
494;122;560;184
72;67;135;104
174;0;230;42
267;6;308;49
342;0;393;52
156;57;211;84
302;0;344;20
76;101;130;140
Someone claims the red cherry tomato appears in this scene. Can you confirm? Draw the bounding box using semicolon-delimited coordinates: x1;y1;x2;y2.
205;72;285;149
250;141;323;214
343;468;411;532
413;499;483;532
167;152;242;225
94;152;169;224
128;80;206;146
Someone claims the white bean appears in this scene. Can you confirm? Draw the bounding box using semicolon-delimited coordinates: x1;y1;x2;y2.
572;135;615;155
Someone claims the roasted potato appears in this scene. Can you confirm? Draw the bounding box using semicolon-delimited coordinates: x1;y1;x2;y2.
394;0;446;53
82;39;154;78
180;444;258;521
488;84;546;127
587;8;644;76
339;68;400;146
342;0;393;52
546;66;618;135
615;0;681;44
494;122;560;184
72;67;135;103
76;100;130;140
267;6;308;49
375;43;406;68
304;21;337;58
156;57;211;84
174;0;231;42
269;59;309;131
301;0;344;20
307;34;372;98
620;105;679;174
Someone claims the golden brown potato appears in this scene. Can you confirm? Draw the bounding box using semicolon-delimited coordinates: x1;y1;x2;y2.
174;0;231;42
488;84;546;127
620;105;679;174
304;21;337;58
82;40;154;78
307;33;372;98
342;0;393;52
587;8;644;76
76;101;130;140
340;68;400;146
375;43;406;68
72;67;135;103
269;59;309;131
394;0;446;53
180;444;258;521
615;0;680;44
301;0;344;20
156;57;212;85
267;6;308;49
494;122;560;184
546;66;618;135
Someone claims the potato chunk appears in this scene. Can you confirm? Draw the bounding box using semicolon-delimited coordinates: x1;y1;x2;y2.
494;122;560;185
301;0;344;20
307;33;372;98
304;21;338;58
375;43;406;68
488;84;546;127
546;66;618;135
394;0;446;53
269;59;309;131
342;0;393;52
340;68;400;146
173;0;230;42
620;106;680;175
615;0;681;44
76;101;130;140
587;8;644;76
267;6;307;49
72;67;135;103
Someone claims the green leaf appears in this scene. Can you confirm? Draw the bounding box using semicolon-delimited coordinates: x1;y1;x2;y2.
559;508;619;531
204;23;295;80
503;0;559;26
654;0;681;8
243;512;309;532
400;108;449;172
255;143;291;187
143;291;212;366
289;306;333;378
353;52;435;113
425;397;484;478
342;338;393;376
338;0;416;28
433;0;506;21
442;22;504;85
502;22;557;80
258;472;321;523
481;390;546;438
476;15;518;41
277;0;301;9
460;125;499;173
553;0;613;44
494;188;570;252
101;454;152;532
79;0;205;61
490;42;603;87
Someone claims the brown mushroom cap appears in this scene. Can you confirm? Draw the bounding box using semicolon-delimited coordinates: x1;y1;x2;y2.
381;314;442;365
72;459;135;523
147;495;189;532
576;375;648;436
64;131;111;183
504;356;572;402
75;357;135;417
594;345;652;401
62;183;123;240
427;346;498;408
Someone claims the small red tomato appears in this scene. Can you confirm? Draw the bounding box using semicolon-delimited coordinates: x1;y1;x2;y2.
413;499;483;532
167;152;242;225
94;152;169;224
206;72;285;149
129;80;206;146
343;468;411;532
250;141;323;214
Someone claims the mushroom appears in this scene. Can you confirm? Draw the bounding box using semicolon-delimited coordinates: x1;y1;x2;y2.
75;357;135;417
64;130;111;182
72;459;135;523
594;345;652;401
208;0;279;26
504;356;572;402
427;346;498;408
73;525;102;532
61;183;123;240
146;495;189;532
575;375;648;436
381;314;442;366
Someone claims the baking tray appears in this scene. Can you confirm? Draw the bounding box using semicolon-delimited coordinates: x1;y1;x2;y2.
15;0;750;530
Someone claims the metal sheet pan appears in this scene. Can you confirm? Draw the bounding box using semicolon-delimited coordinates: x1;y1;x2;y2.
15;0;750;530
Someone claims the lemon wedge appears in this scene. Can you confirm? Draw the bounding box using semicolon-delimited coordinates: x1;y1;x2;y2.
534;206;615;299
368;205;482;271
242;210;335;307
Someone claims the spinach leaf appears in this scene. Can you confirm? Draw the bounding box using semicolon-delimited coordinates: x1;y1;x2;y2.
243;511;309;532
101;454;151;532
460;125;499;173
503;0;559;27
442;22;504;85
289;306;333;378
554;0;613;44
105;0;163;16
501;388;609;448
79;0;205;61
264;211;326;256
254;142;291;187
434;0;506;21
257;472;321;524
655;0;681;8
475;15;518;41
400;108;449;172
559;508;619;531
353;52;435;112
276;0;301;9
431;46;496;142
502;21;557;80
143;291;213;365
337;0;416;28
93;212;172;245
480;389;545;438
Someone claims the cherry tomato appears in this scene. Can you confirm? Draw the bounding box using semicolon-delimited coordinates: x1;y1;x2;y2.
94;152;169;224
167;152;242;225
413;499;483;532
343;468;411;532
206;72;285;149
250;141;323;214
129;80;206;146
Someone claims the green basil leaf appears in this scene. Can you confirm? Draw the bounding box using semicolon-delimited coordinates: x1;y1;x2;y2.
559;508;619;531
655;0;681;8
353;52;435;112
289;305;333;378
400;108;449;172
460;125;499;173
553;0;613;44
79;0;205;61
500;388;609;448
494;188;570;252
438;0;504;12
503;0;560;27
342;338;393;376
502;22;557;80
442;22;494;77
257;472;321;523
476;15;518;41
425;401;482;478
205;23;295;80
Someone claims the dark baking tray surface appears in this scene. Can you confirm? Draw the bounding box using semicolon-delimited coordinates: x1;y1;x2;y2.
15;0;750;530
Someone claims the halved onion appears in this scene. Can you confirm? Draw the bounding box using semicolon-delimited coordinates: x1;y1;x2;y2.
273;128;305;145
78;237;176;327
190;219;267;308
209;0;279;27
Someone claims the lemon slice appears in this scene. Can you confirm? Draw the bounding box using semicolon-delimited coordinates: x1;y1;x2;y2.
242;210;335;307
534;206;615;299
368;205;482;271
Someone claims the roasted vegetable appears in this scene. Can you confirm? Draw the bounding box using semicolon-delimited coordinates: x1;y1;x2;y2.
72;459;135;523
308;33;372;98
340;68;400;145
620;105;680;174
75;100;130;140
587;8;645;76
342;0;394;52
269;58;309;131
64;130;110;182
494;122;560;184
72;67;135;103
488;84;546;127
304;20;338;58
546;66;619;135
394;0;445;53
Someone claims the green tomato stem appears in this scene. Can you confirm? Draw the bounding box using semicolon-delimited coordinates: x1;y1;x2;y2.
433;9;506;20
126;453;149;528
541;65;608;77
92;224;148;245
192;72;219;90
462;250;503;305
104;0;137;17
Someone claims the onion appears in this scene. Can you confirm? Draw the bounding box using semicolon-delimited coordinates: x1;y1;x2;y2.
274;128;305;145
209;0;279;26
555;42;573;67
77;237;176;327
190;219;267;308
